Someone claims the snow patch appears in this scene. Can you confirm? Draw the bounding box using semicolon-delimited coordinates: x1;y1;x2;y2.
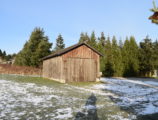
144;81;158;87
0;79;73;119
54;108;72;119
94;78;158;115
84;105;96;110
139;103;158;115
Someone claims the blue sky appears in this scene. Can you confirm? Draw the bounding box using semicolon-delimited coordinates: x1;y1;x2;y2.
0;0;157;54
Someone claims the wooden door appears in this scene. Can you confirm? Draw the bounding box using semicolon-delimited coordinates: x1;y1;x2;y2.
64;58;96;82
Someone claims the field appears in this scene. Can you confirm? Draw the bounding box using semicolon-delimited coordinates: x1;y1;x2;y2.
0;74;158;120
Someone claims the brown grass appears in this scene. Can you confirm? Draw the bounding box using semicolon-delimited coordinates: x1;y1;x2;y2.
0;64;41;76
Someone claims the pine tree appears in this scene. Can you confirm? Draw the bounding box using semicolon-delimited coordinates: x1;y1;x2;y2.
0;49;2;57
84;33;90;43
79;32;85;43
111;36;123;76
102;36;114;77
153;40;158;70
2;51;6;59
97;32;106;72
103;61;114;77
122;37;129;76
119;38;123;49
15;27;52;67
99;32;106;46
89;31;97;49
122;36;139;76
79;32;90;44
129;36;139;75
97;33;105;55
55;34;65;51
105;36;112;61
79;32;86;43
139;36;154;76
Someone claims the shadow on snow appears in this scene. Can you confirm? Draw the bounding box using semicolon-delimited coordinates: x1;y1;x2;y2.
75;93;99;120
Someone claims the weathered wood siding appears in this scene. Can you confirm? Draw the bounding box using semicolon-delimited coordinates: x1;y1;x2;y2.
62;45;99;60
43;56;65;82
62;45;100;82
63;58;96;82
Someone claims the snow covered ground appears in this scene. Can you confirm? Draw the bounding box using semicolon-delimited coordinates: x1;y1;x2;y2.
94;78;158;116
0;75;135;120
1;75;158;120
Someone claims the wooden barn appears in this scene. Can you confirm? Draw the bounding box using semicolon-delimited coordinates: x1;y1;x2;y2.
42;42;102;83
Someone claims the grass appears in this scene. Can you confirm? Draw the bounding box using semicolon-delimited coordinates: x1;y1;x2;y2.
0;74;61;86
0;73;101;87
68;81;101;86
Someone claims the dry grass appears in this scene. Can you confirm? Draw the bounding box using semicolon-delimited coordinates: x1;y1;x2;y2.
0;64;41;76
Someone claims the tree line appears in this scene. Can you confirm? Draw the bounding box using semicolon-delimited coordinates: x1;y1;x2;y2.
13;27;158;77
0;49;16;61
79;32;158;77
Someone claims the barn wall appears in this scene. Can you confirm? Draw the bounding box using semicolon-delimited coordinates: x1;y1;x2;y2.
97;56;100;77
63;45;100;77
62;45;100;82
43;56;65;83
63;58;97;82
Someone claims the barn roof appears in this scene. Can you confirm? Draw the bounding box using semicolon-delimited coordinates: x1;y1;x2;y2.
42;42;103;60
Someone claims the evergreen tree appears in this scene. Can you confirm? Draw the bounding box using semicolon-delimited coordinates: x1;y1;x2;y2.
0;49;16;61
15;27;52;67
129;36;139;76
153;40;158;70
102;36;114;77
119;38;123;49
89;31;97;49
0;49;2;57
122;36;139;76
122;37;129;75
84;33;90;43
103;61;114;77
79;32;89;43
55;34;65;51
97;32;106;72
2;51;6;59
99;32;106;46
139;36;154;76
105;36;112;61
111;36;123;76
79;32;85;43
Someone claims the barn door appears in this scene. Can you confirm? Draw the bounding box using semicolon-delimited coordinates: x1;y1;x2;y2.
64;58;96;82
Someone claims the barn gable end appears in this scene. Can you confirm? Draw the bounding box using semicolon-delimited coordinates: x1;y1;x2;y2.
62;45;99;60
